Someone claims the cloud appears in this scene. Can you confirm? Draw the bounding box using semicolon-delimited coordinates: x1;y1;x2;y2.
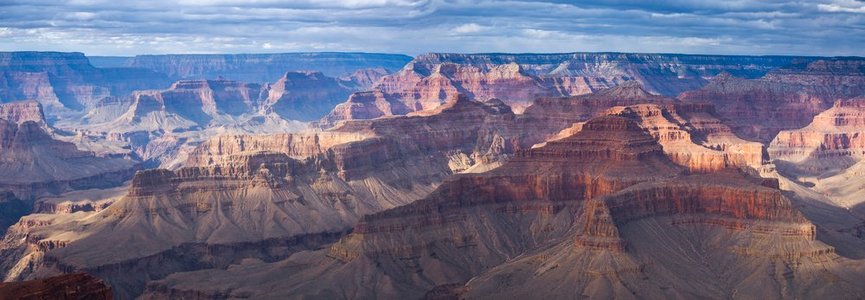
0;0;862;56
452;23;487;34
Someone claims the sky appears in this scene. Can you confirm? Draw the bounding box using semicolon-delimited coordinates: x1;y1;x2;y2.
1;0;864;56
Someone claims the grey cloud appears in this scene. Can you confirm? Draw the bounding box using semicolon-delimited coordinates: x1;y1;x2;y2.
0;0;862;56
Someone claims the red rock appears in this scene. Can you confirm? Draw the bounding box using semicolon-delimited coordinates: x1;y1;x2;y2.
0;273;112;300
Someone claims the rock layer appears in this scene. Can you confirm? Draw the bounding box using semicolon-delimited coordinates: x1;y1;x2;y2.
680;59;865;142
0;273;112;300
0;102;139;198
138;116;861;300
322;52;816;124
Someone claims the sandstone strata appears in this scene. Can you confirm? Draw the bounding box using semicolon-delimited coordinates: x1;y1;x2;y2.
140;116;861;300
680;59;865;142
0;102;139;198
1;94;543;298
322;53;814;124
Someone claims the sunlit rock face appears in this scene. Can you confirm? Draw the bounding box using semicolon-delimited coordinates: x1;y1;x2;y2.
679;58;865;143
321;52;811;125
137;116;862;300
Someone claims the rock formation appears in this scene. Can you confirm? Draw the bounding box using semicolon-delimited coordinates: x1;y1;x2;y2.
0;273;112;300
770;97;865;175
0;51;170;116
139;116;862;299
321;52;816;124
680;59;865;143
0;94;542;298
0;102;139;198
607;103;766;171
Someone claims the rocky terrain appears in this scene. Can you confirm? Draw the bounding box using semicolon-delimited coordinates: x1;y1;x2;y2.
141;116;864;299
321;53;814;124
0;101;139;199
0;93;554;298
0;272;112;300
679;59;865;143
3;51;865;299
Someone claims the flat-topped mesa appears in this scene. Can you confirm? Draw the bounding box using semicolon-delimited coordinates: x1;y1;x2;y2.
124;52;412;82
770;97;865;171
680;59;865;143
0;101;47;126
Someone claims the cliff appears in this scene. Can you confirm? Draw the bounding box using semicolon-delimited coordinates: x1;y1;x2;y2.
263;71;352;121
2;94;545;297
770;97;865;174
138;115;858;300
680;58;865;143
0;51;169;113
0;103;139;198
321;52;816;124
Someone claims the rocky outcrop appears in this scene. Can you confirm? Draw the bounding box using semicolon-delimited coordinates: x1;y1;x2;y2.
607;103;766;171
263;71;352;121
0;51;170;114
322;52;816;124
0;273;112;300
0;117;139;198
139;115;859;299
770;98;865;175
3;94;544;297
680;59;865;143
0;100;47;126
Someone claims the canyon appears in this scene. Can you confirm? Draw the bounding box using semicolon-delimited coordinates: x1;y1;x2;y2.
1;51;865;299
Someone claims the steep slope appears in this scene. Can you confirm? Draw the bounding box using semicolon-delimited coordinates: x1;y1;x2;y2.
679;59;865;143
0;94;544;298
140;116;863;299
322;52;814;124
0;102;139;198
0;51;170;117
606;103;766;171
262;71;353;121
770;98;865;175
767;97;865;217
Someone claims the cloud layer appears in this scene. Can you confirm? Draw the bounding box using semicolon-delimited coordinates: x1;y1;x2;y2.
1;0;864;56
